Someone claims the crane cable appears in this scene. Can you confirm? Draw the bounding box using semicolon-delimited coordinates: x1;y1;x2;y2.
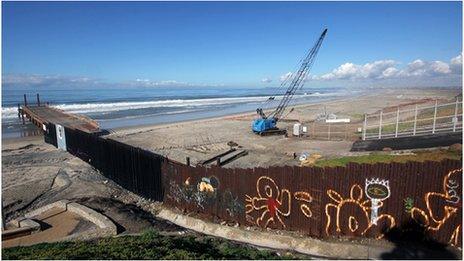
260;53;307;116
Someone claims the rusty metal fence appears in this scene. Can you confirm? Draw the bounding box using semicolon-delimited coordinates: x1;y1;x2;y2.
63;126;165;201
43;124;462;247
163;159;462;246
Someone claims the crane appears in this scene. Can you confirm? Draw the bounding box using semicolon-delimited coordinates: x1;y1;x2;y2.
252;28;328;135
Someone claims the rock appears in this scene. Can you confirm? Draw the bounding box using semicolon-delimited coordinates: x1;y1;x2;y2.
449;143;462;152
382;147;393;151
227;141;238;147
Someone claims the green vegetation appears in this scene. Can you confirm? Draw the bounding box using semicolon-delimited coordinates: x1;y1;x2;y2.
3;230;306;260
315;149;461;168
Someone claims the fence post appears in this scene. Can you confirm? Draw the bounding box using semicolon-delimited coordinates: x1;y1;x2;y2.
362;114;367;140
453;97;459;132
23;94;28;107
432;100;437;134
413;104;418;135
378;110;383;139
395;107;400;138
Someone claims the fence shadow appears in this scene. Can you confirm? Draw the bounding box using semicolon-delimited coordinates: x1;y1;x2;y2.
381;220;460;260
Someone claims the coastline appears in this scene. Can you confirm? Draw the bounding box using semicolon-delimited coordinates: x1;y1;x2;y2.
3;87;460;141
107;89;372;136
2;86;461;256
106;87;460;168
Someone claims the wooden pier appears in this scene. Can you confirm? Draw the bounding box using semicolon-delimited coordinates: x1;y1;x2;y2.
18;94;100;133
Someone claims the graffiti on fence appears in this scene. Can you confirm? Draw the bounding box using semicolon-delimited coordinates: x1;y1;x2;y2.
223;190;244;218
445;173;460;204
325;184;395;239
410;168;462;246
365;178;391;225
167;176;245;216
245;176;291;228
50;123;462;247
403;197;414;213
294;189;322;220
167;176;218;209
294;191;314;218
167;179;199;205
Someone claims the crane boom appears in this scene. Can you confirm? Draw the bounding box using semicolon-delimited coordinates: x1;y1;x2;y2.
270;29;327;120
252;29;328;135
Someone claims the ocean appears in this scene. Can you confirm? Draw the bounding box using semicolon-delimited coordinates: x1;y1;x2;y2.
2;86;357;138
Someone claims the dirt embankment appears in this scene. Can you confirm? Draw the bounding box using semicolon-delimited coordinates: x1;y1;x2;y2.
2;136;179;235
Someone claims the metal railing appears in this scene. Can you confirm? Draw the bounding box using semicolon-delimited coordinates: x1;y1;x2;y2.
309;121;361;141
362;98;462;140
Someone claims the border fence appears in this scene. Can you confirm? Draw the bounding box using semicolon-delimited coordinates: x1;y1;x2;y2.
363;98;463;140
62;125;164;201
43;123;462;247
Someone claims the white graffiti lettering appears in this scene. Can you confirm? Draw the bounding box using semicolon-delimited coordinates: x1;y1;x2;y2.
446;179;460;204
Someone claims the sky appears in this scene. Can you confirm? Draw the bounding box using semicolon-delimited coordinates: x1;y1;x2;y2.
2;1;462;89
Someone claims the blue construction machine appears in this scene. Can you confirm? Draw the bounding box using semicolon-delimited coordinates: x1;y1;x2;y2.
252;29;328;136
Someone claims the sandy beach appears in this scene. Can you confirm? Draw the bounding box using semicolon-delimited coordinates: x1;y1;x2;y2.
2;87;460;233
107;87;460;168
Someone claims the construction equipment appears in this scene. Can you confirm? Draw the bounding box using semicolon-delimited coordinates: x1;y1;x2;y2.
252;28;328;135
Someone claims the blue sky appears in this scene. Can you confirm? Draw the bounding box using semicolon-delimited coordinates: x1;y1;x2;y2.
3;1;462;88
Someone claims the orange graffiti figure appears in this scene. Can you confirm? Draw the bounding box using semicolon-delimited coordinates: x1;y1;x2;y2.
294;191;314;218
325;184;395;239
245;176;291;228
411;168;462;246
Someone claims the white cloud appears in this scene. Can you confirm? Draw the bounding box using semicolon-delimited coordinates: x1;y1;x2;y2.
318;60;397;80
397;59;451;77
450;54;462;74
3;74;101;87
261;78;272;83
313;55;461;86
381;67;399;78
451;54;462;66
3;74;225;88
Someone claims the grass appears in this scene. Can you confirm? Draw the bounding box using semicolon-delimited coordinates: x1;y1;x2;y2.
314;149;462;168
2;230;306;260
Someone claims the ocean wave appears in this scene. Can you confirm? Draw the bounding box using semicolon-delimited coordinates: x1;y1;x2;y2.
2;92;342;120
